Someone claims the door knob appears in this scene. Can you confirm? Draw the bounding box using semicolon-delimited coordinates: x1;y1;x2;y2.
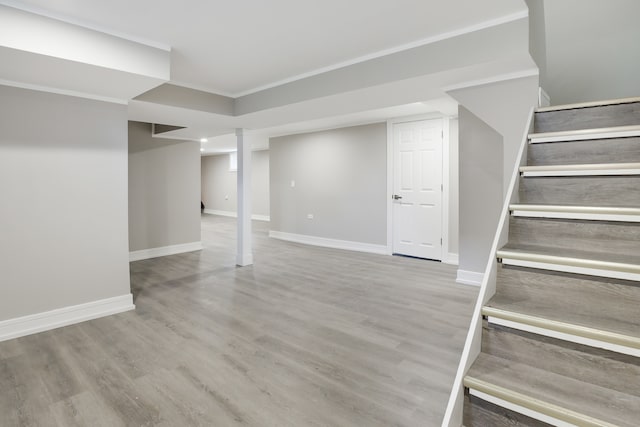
393;194;402;200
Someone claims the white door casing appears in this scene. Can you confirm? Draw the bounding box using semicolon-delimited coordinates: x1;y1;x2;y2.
392;119;443;260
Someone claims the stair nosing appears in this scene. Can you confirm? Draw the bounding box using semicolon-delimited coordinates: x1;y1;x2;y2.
496;249;640;274
464;376;619;427
520;162;640;172
509;204;640;216
535;96;640;113
482;306;640;350
528;125;640;143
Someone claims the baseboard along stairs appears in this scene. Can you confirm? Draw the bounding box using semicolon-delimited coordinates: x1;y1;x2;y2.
444;97;640;426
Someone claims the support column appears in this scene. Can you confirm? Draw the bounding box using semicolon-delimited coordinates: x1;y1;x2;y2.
236;128;253;266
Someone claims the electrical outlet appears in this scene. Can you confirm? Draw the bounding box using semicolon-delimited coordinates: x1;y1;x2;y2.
307;214;314;220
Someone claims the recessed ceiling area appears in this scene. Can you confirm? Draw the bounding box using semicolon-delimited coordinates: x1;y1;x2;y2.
3;0;534;145
6;0;528;96
198;98;460;154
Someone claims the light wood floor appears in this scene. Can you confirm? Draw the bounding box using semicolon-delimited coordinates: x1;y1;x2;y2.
0;215;477;426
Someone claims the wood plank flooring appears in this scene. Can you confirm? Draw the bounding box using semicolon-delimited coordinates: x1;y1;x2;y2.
0;215;477;426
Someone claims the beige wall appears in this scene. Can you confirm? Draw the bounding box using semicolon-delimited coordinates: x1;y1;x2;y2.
0;85;131;321
201;149;270;217
270;123;387;245
128;121;201;252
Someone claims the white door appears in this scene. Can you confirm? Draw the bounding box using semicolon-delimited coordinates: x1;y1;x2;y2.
392;119;443;260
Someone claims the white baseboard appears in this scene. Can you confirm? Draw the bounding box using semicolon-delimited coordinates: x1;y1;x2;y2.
538;86;551;107
0;294;134;343
443;252;460;265
129;241;203;262
456;269;484;286
203;209;270;222
269;230;387;255
203;208;233;217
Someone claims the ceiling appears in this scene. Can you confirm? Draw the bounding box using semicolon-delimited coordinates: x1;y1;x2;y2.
1;0;537;152
6;0;527;97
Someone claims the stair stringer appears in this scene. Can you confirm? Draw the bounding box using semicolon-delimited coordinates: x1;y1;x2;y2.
442;106;535;427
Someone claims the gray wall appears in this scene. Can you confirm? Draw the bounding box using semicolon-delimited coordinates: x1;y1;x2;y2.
201;150;270;217
449;118;460;255
450;76;537;274
458;107;503;274
543;0;640;104
0;85;131;321
448;76;538;194
128;121;201;252
270;123;387;245
525;0;547;89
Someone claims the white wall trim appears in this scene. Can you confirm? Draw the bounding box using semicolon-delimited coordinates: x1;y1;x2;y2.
456;269;484;286
386;120;394;255
386;115;452;260
204;208;234;217
442;68;539;93
203;209;270;221
0;0;172;51
269;230;387;255
0;294;135;343
129;241;203;262
0;78;128;105
443;253;459;265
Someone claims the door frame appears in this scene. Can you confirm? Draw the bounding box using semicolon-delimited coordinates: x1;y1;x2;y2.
386;114;457;264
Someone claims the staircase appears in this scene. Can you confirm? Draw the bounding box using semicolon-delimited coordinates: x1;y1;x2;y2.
462;98;640;426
